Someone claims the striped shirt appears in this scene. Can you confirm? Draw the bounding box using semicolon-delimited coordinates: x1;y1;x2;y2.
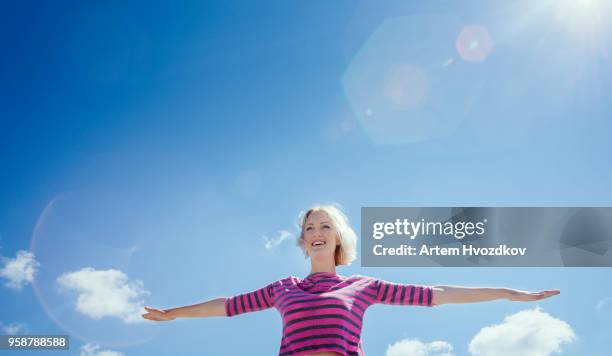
225;272;435;356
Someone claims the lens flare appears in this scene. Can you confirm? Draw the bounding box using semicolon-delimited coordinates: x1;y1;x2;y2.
383;65;429;109
29;191;156;348
342;14;487;145
455;26;494;63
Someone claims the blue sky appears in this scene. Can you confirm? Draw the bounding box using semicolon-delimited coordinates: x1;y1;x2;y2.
1;1;611;355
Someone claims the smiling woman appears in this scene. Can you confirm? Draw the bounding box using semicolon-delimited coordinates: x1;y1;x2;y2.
142;204;560;356
296;206;357;270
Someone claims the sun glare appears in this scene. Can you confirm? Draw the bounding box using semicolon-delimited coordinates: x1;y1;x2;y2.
555;0;607;34
552;0;610;59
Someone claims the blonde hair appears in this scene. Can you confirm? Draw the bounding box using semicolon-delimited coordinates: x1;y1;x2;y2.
296;204;357;266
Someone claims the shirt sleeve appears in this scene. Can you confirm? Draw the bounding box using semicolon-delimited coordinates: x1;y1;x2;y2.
372;278;435;307
224;282;276;317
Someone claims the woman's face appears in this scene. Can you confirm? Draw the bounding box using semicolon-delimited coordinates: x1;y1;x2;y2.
302;210;340;260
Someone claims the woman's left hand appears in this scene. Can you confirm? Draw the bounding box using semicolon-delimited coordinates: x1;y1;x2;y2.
506;289;560;302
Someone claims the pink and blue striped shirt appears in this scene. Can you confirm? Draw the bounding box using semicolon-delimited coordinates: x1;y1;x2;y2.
225;272;435;355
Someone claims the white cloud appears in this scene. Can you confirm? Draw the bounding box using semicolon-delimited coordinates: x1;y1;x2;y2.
262;230;294;250
0;321;28;335
125;244;140;257
80;343;124;356
0;250;40;290
595;297;612;310
469;307;575;356
386;339;454;356
57;267;149;324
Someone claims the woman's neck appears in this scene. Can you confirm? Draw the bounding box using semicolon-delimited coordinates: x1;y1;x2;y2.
310;261;337;274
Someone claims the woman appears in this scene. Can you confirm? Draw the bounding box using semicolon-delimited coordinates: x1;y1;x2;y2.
142;205;560;356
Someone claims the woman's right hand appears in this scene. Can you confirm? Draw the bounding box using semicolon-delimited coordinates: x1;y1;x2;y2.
142;306;176;322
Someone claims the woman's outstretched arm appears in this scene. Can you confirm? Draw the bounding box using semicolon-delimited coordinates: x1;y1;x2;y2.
431;286;560;306
141;297;227;321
